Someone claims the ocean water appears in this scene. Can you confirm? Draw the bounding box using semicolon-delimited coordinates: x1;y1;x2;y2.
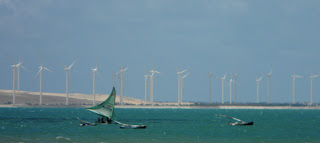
0;108;320;143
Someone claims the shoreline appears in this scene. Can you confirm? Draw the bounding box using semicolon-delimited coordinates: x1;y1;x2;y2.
1;104;319;109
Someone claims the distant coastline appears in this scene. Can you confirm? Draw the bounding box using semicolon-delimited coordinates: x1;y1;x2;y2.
1;90;319;109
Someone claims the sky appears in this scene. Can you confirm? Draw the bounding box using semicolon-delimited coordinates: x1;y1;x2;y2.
1;0;320;104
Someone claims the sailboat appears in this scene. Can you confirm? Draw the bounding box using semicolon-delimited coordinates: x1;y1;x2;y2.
78;87;147;129
217;114;254;126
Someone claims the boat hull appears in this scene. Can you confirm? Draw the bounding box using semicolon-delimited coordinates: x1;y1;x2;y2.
238;121;254;126
120;124;147;129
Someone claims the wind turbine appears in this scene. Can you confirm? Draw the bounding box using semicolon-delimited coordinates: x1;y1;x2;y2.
91;64;101;106
33;59;53;105
232;74;239;103
309;74;320;105
118;67;128;105
256;75;263;103
216;73;227;104
264;67;272;104
10;62;19;105
61;59;77;105
149;67;160;106
16;57;28;94
208;72;214;103
292;73;303;104
180;73;190;104
176;68;188;105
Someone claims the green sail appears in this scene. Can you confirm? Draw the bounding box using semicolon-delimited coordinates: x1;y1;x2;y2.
87;87;116;120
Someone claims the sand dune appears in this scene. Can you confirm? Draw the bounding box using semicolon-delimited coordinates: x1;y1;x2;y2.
0;90;146;106
0;90;193;106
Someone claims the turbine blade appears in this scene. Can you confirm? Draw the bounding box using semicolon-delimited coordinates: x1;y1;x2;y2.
223;73;227;79
183;73;190;78
259;76;263;81
123;67;128;71
181;69;188;74
20;65;29;72
33;69;42;80
69;59;77;69
43;67;53;73
60;63;68;69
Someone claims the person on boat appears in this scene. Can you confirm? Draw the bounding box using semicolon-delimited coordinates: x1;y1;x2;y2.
97;116;106;123
100;116;106;123
106;117;112;124
97;117;101;123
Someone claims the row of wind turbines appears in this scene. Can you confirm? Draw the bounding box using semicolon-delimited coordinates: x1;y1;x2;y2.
209;68;320;105
8;57;320;106
9;56;192;106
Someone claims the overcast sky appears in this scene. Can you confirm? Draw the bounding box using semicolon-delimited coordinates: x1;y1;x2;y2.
1;0;320;103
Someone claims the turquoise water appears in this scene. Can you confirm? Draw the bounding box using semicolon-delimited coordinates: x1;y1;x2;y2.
1;108;320;143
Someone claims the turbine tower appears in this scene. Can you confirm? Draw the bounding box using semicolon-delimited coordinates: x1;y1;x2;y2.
208;72;214;103
91;64;101;106
309;74;320;105
144;73;150;105
233;74;239;103
264;68;272;104
176;68;188;105
16;57;28;94
33;59;53;105
61;59;77;105
10;63;19;105
118;67;128;105
180;73;190;104
292;73;303;104
256;75;263;103
149;67;160;106
216;73;227;104
228;77;233;104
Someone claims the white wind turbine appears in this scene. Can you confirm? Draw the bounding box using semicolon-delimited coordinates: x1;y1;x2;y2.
176;68;188;105
256;75;263;103
216;73;227;104
264;68;272;104
208;72;214;103
16;57;29;94
309;74;320;105
91;64;101;106
149;67;160;106
180;73;190;104
33;59;53;105
61;59;77;105
292;73;303;104
118;67;128;105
